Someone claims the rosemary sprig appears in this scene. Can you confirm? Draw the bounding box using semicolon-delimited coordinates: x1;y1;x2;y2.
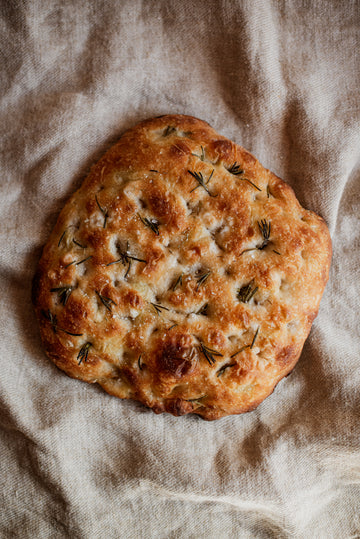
217;363;236;377
163;125;176;137
96;290;116;311
77;342;92;365
50;285;73;306
230;327;260;357
237;282;258;303
106;242;147;278
151;303;170;315
138;213;160;235
41;309;83;337
192;146;205;161
196;303;209;316
171;273;183;291
227;162;261;191
188;169;217;197
196;270;211;291
227;162;244;175
95;194;109;228
258;219;271;250
198;342;223;366
240;219;272;256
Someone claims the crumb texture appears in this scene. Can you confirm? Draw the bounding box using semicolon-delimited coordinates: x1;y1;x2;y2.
33;115;332;420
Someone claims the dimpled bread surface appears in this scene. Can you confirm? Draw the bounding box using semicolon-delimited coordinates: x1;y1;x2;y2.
33;115;332;420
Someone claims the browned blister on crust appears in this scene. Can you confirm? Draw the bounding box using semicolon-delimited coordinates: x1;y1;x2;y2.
33;115;332;420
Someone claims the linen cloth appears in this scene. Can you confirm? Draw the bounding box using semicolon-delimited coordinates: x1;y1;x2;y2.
1;1;359;537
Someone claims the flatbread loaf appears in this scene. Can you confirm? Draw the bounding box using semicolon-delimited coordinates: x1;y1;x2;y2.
33;115;331;420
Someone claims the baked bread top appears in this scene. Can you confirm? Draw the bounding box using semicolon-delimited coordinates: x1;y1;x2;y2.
33;115;331;420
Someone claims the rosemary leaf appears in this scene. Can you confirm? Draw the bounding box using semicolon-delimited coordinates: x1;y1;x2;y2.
50;285;73;306
106;259;121;267
65;255;92;269
59;328;83;337
244;178;262;191
257;219;271;249
151;303;170;315
250;327;259;349
58;230;66;247
124;259;132;278
95;194;109;228
96;290;116;311
196;303;209;316
230;345;249;358
217;363;236;377
163;125;176;137
199;342;223;366
76;255;93;266
172;273;183;291
72;238;87;249
126;253;147;265
227;162;244;175
227;162;261;191
239;247;257;256
167;324;178;331
58;225;78;248
41;309;57;332
196;270;211;291
77;342;92;365
237;282;258;303
191;146;205;161
138;213;160;235
138;355;143;370
187;395;207;403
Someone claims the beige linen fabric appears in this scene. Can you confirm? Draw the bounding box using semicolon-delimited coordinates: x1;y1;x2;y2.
1;1;359;537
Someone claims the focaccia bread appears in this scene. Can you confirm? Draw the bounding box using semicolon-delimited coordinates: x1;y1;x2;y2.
33;115;331;420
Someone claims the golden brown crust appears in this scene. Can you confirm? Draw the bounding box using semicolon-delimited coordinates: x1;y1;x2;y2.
33;115;332;420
